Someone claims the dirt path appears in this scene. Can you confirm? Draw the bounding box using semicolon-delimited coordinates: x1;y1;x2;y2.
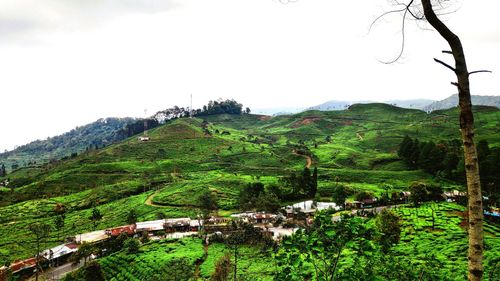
293;150;312;169
144;190;167;207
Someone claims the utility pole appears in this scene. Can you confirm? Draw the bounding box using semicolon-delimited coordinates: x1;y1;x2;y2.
190;94;193;118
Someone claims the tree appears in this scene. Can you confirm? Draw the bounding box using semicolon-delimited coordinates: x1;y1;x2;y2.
82;260;105;281
310;167;318;198
127;209;138;224
54;215;65;242
421;3;485;277
54;203;66;242
0;164;6;177
409;182;428;207
275;213;377;281
27;222;51;281
124;238;140;254
198;190;219;219
255;192;281;213
379;1;485;278
75;242;94;265
90;205;102;230
331;185;351;209
376;209;402;253
211;253;232;281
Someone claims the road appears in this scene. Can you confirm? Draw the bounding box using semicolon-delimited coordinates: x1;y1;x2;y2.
332;205;396;222
36;259;84;281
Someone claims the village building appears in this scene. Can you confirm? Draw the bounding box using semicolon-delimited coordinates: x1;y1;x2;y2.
135;219;165;232
442;190;466;202
230;212;277;225
75;230;108;244
106;224;136;237
284;200;340;218
40;242;79;265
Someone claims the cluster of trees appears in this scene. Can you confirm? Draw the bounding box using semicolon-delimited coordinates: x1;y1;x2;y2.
279;167;318;200
152;99;249;124
238;182;281;213
197;99;247;116
408;182;444;207
398;135;461;176
0;164;5;177
238;168;318;212
114;118;160;139
477;140;500;205
399;136;499;205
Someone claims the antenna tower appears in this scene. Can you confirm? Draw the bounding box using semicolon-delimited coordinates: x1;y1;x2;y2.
190;94;193;118
144;109;148;136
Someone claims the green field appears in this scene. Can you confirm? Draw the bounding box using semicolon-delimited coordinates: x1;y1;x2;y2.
0;104;499;266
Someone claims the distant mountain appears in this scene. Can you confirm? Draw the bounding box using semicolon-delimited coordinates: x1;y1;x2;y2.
423;94;500;112
0;117;137;172
253;107;306;116
385;99;435;110
308;99;435;111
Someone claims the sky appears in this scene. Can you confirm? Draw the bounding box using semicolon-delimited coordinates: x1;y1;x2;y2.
1;0;499;151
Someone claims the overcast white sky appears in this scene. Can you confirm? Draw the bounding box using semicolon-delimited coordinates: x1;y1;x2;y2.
1;0;499;151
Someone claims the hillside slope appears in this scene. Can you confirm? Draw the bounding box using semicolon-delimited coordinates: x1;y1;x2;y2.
0;104;499;264
0;117;137;172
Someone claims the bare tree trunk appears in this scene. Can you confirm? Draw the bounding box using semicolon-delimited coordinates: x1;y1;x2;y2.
421;1;483;280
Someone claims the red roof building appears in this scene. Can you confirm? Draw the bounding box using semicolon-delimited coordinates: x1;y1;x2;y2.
10;257;36;274
106;224;136;237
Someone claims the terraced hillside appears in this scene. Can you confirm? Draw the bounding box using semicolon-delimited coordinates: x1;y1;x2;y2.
0;104;499;265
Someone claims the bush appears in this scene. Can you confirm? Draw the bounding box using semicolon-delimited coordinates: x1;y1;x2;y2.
124;238;140;254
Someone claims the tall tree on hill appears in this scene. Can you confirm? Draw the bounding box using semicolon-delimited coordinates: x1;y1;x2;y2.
198;190;218;220
90;205;103;230
28;222;51;281
0;164;6;177
376;2;486;277
420;2;485;279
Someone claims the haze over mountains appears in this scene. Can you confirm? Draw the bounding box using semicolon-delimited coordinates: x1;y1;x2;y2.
309;94;500;113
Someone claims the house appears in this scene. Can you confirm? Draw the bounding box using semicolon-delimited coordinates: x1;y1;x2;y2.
75;230;108;244
106;224;136;237
284;200;340;218
189;220;202;231
135;220;166;232
9;257;37;275
361;198;377;207
40;242;79;262
345;201;362;209
442;190;466;202
163;218;192;232
231;212;276;224
138;136;150;142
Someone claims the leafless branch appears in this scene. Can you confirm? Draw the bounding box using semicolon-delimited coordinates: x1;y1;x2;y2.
442;50;452;54
469;70;492;75
434;58;456;72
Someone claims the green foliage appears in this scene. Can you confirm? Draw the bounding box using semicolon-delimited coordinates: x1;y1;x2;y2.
275;213;377;281
90;205;103;230
127;209;138;224
124;238;140;254
376;209;402;253
331;185;352;207
211;253;232;281
199;190;219;219
0;117;137;173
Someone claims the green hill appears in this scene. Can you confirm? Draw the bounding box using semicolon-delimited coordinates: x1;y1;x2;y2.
0;104;499;265
0;117;137;173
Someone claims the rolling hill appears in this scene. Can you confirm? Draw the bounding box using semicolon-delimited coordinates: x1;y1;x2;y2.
0;103;499;266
